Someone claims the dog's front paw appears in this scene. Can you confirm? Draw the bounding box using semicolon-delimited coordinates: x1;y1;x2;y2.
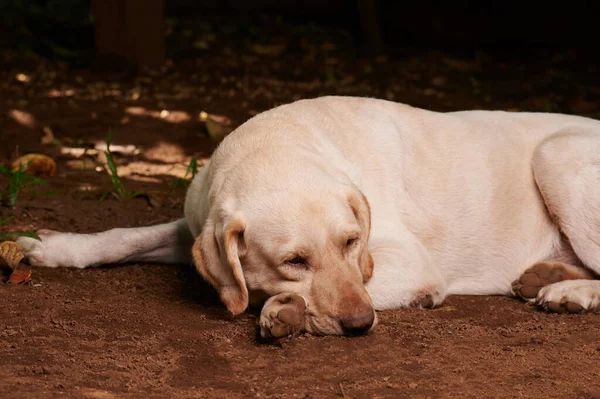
512;261;582;301
259;293;306;341
536;280;600;314
16;230;69;267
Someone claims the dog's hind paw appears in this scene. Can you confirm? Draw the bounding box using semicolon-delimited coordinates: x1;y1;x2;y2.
259;293;306;341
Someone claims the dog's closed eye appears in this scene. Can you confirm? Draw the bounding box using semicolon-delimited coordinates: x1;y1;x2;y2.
277;254;309;281
345;236;359;248
286;255;307;266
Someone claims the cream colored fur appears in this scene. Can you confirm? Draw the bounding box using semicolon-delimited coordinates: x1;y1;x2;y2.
17;96;600;336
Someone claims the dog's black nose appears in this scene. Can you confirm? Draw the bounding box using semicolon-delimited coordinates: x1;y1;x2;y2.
340;311;375;336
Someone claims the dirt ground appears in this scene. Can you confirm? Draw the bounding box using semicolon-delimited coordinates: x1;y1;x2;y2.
2;19;600;398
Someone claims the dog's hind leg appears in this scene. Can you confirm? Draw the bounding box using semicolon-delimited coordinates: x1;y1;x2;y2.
531;127;600;312
16;218;194;268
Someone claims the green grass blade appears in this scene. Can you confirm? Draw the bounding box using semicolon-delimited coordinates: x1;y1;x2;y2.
99;191;112;201
105;150;124;194
0;214;40;241
183;158;198;180
102;130;141;201
0;160;46;208
125;190;143;200
0;216;14;226
104;130;127;198
190;159;198;178
0;231;41;241
171;158;200;190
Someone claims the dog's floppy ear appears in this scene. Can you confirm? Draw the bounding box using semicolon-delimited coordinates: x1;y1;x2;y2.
192;213;248;315
348;188;374;282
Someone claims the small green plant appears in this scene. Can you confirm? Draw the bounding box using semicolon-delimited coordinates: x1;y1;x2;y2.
101;130;142;200
469;76;492;103
469;76;481;97
171;158;199;189
0;162;46;209
0;216;40;240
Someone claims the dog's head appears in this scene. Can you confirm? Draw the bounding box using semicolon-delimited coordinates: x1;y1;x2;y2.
191;157;376;336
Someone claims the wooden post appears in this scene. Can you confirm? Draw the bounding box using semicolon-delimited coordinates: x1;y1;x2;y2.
356;0;384;56
91;0;165;70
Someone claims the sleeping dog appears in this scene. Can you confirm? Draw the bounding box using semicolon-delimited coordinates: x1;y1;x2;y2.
17;96;600;339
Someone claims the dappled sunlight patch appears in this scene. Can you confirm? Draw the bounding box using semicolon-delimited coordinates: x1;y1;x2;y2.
120;174;164;184
7;109;37;128
111;160;207;180
61;144;138;173
75;183;101;192
60;147;93;158
58;140;209;182
66;158;102;172
143;141;186;163
47;89;75;98
93;142;139;155
124;106;191;124
61;142;139;158
15;73;31;83
98;138;208;181
124;106;146;116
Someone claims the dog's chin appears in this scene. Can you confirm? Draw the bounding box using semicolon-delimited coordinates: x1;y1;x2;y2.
305;312;379;337
305;321;345;336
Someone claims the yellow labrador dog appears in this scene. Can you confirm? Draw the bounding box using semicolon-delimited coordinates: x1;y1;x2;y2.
17;96;600;339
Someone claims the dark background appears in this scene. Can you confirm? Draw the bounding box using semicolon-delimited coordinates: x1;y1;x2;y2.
1;0;599;66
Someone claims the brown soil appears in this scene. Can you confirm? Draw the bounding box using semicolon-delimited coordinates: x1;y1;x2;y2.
1;20;600;399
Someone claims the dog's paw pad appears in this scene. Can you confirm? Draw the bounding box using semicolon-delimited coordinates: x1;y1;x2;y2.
536;280;600;314
259;293;306;341
541;297;587;314
512;262;571;300
544;299;584;314
408;287;444;309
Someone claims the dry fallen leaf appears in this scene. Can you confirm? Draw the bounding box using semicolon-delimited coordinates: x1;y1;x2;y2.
12;153;57;177
40;126;55;145
7;109;38;129
200;112;233;142
8;269;32;284
144;191;165;208
0;241;24;270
